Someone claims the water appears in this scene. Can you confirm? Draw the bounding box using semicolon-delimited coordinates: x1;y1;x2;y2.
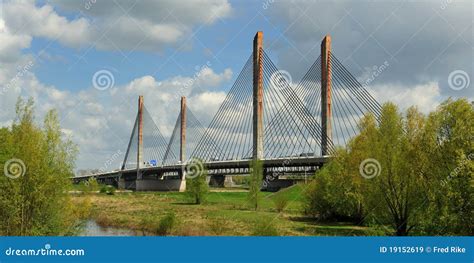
79;220;142;236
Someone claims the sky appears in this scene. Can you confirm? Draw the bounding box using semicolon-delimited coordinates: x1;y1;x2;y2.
0;0;472;171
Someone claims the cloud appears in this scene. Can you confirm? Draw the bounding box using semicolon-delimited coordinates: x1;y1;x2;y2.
265;0;472;106
1;0;471;171
3;1;91;48
0;61;233;170
2;0;232;52
370;82;442;114
0;20;32;63
0;1;233;170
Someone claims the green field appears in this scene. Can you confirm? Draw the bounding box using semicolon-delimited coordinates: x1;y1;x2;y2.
72;185;387;236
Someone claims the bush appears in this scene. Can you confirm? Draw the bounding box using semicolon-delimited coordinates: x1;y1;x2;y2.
156;212;177;236
272;193;289;213
303;172;334;219
87;178;100;192
99;185;107;194
80;178;99;194
100;185;115;195
303;152;364;222
186;159;208;204
0;99;79;236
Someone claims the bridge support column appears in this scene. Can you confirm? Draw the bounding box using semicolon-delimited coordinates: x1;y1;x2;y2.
178;97;187;192
253;31;264;160
137;95;144;179
180;96;187;164
321;35;332;156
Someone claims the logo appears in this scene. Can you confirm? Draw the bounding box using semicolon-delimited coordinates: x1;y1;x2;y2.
4;158;26;179
448;70;470;91
92;69;115;91
184;159;204;179
359;158;381;179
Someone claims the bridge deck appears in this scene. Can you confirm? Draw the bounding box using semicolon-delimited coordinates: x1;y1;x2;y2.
72;156;331;183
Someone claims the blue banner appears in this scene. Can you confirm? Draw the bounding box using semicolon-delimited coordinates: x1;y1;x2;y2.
0;237;472;262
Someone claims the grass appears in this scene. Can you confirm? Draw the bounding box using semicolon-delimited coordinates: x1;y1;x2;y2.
71;184;381;236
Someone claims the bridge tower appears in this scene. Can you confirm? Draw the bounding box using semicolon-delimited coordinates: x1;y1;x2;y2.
321;35;332;156
253;31;264;160
180;96;187;163
137;95;144;179
178;96;187;192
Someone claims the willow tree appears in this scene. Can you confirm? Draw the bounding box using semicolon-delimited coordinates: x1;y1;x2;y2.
422;99;474;235
0;98;80;236
305;103;431;235
186;159;209;204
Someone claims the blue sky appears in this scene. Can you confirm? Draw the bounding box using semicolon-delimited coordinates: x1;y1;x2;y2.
0;0;472;170
27;1;276;91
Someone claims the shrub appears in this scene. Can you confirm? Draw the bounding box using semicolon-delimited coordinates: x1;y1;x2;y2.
87;178;100;192
186;159;209;204
99;185;107;194
0;99;79;236
156;212;177;235
272;193;289;213
303;172;334;219
80;178;99;194
102;185;115;195
303;154;363;222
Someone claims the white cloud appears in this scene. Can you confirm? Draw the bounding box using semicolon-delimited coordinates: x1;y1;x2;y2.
370;82;442;114
2;0;469;171
2;0;232;52
3;1;91;48
0;62;233;170
0;20;32;63
0;0;234;170
266;0;472;101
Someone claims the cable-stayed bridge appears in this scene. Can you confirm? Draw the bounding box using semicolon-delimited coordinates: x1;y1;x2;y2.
73;32;382;191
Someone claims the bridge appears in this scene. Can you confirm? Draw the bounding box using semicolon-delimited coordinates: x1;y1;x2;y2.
73;32;382;191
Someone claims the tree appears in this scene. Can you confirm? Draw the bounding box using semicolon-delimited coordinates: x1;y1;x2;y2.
421;99;474;235
248;159;263;211
364;104;429;236
304;148;364;221
305;99;473;235
0;98;80;235
186;159;208;204
304;103;433;235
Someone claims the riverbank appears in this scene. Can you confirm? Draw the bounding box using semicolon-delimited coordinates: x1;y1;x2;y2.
71;185;384;236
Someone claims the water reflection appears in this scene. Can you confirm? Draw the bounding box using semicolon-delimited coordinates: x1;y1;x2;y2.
79;220;143;236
